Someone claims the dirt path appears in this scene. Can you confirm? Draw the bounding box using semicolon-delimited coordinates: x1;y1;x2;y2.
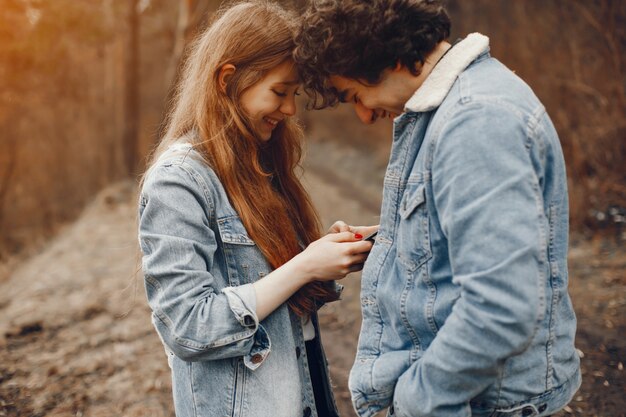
1;141;624;416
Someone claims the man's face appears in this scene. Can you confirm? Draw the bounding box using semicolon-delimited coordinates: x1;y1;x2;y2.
329;68;415;125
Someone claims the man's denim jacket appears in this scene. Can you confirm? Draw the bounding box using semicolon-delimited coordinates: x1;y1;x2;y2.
349;34;581;417
138;144;339;417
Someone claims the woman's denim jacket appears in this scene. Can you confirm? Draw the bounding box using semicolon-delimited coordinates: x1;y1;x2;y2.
138;144;339;417
349;34;581;417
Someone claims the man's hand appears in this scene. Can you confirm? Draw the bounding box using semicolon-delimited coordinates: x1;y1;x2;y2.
327;220;379;239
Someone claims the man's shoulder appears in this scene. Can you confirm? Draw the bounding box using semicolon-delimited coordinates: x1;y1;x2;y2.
451;57;542;113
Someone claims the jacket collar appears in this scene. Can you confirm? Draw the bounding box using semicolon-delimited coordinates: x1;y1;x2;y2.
404;33;490;113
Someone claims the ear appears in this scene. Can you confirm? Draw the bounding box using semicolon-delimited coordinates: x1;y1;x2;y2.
218;64;236;93
393;60;403;72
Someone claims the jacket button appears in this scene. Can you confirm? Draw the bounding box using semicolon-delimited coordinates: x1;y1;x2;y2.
303;406;311;417
521;406;534;417
296;346;301;358
251;353;263;364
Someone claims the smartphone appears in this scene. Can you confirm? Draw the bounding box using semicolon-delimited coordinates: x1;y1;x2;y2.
363;231;378;242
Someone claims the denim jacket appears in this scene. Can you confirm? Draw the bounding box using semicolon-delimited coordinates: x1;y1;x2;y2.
349;34;581;417
138;143;339;417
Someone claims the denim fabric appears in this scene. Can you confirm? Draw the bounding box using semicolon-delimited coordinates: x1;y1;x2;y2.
138;144;339;417
350;35;581;417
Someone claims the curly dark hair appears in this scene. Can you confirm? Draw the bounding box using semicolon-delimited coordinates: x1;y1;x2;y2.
293;0;451;109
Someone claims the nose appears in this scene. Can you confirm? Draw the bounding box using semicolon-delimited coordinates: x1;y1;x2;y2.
280;95;297;116
353;101;376;125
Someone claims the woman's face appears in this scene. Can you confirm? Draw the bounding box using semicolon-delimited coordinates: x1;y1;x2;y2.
240;59;300;141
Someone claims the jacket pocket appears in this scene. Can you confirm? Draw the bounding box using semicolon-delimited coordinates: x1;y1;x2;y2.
399;183;426;220
217;215;264;285
397;183;432;272
218;215;256;246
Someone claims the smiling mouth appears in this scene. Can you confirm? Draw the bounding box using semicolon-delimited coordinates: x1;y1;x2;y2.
263;116;281;127
370;111;384;123
371;110;397;123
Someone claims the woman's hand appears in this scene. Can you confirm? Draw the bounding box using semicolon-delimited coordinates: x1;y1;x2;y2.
293;231;374;283
253;231;373;320
327;220;379;239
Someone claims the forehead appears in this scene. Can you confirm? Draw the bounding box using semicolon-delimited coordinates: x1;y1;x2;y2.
328;75;360;91
328;75;369;102
263;59;300;84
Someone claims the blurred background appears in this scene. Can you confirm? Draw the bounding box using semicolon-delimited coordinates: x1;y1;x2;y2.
0;1;624;416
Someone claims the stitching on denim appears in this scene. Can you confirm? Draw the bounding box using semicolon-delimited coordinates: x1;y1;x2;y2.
424;265;439;334
221;246;238;288
459;72;471;104
175;162;215;224
226;358;237;417
528;141;548;337
175;328;256;350
232;359;243;417
399;269;421;349
189;359;198;417
525;105;550;333
545;204;559;390
491;359;506;414
239;360;248;416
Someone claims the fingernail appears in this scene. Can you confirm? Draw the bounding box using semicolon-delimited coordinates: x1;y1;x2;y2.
355;234;363;239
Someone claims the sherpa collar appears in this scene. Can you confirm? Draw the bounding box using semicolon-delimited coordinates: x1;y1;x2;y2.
404;33;490;113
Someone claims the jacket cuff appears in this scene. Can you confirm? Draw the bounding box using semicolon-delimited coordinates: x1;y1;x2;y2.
223;284;258;327
242;324;271;370
222;284;271;370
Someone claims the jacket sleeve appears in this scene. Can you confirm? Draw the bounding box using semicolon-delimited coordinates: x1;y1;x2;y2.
138;162;269;369
392;103;546;417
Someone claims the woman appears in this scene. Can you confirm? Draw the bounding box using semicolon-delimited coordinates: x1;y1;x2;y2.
138;2;375;416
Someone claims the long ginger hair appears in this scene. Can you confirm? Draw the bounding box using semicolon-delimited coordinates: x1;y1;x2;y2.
146;1;338;315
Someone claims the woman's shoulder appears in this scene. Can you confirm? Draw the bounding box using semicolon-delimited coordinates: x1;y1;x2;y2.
142;141;223;201
154;140;204;169
148;140;216;179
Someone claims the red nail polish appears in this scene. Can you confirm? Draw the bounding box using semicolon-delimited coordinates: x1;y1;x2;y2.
355;234;363;239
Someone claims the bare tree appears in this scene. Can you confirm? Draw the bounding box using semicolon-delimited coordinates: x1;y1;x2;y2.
123;0;140;176
165;0;220;91
0;135;17;259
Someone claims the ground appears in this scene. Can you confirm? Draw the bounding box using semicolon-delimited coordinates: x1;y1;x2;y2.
0;141;624;417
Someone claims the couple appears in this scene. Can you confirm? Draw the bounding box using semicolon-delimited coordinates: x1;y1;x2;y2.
137;1;581;416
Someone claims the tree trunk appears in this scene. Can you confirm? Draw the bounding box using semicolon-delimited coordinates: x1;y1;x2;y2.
123;0;140;176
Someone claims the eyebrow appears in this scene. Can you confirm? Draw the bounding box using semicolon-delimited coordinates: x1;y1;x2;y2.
276;80;300;86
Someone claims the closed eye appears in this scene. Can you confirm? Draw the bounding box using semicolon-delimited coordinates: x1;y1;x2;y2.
274;88;301;98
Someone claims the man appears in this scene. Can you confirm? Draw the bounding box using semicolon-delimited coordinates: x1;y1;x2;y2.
293;1;581;416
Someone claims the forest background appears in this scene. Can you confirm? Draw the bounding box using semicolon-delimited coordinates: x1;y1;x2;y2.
0;0;624;416
1;0;625;259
